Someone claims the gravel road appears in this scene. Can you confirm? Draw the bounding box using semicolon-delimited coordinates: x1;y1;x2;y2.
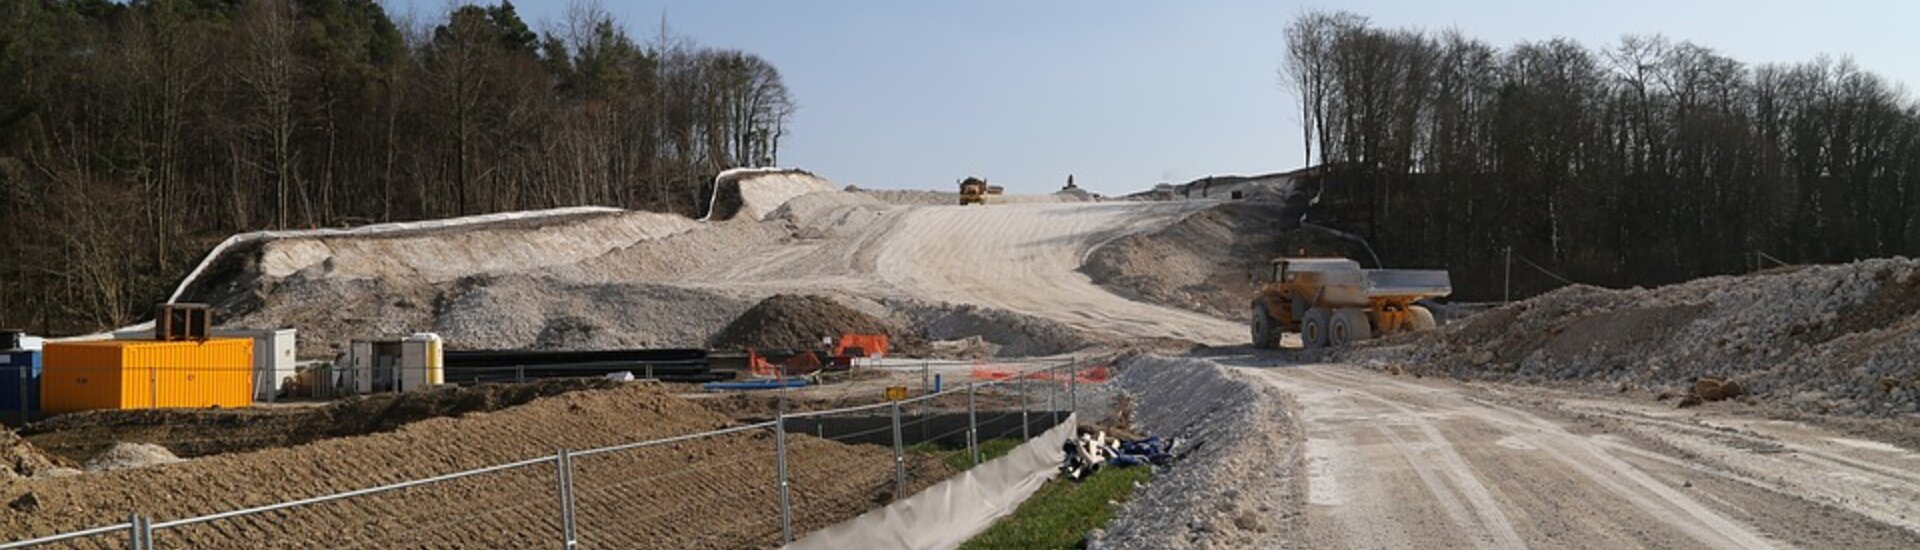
1234;361;1920;549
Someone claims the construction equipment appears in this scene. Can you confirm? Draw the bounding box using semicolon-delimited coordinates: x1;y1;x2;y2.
1249;258;1451;349
958;177;1004;205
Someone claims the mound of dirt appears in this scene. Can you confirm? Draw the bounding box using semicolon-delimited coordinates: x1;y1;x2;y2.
0;430;64;480
1;383;952;548
1346;258;1920;417
710;294;906;351
24;378;615;462
1083;201;1373;320
892;299;1101;357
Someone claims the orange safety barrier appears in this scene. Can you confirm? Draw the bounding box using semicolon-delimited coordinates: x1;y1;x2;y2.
969;362;1111;383
748;349;829;378
833;333;889;358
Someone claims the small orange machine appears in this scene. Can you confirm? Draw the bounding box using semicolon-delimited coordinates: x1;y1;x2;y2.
833;333;889;359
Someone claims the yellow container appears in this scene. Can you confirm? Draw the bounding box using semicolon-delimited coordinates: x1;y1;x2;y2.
42;339;254;413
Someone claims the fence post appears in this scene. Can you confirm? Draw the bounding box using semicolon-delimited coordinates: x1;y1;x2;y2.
555;450;577;548
126;512;142;550
775;412;794;544
890;401;906;500
1019;373;1030;440
967;382;979;466
1068;357;1078;415
1048;369;1058;427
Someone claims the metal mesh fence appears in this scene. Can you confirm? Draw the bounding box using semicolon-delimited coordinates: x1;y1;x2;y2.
1;357;1112;549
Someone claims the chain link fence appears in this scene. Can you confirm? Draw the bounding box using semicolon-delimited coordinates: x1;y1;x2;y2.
1;358;1114;549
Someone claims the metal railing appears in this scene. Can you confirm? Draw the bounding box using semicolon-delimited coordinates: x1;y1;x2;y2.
0;357;1112;549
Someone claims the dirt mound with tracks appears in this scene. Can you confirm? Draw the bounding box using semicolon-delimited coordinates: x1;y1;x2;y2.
22;379;615;463
1347;258;1920;417
0;382;953;548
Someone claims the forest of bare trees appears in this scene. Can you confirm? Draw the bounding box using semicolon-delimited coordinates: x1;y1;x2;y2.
1284;11;1920;300
0;0;794;332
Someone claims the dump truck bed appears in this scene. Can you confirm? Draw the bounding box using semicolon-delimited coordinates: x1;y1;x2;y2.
1362;269;1453;298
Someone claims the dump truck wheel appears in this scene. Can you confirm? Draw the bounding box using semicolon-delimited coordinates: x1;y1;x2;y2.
1330;308;1372;346
1407;305;1437;332
1301;308;1331;349
1251;302;1279;349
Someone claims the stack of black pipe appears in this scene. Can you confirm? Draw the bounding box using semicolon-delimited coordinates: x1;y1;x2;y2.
443;349;733;384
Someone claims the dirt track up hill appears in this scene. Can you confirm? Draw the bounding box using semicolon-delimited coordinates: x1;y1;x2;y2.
1347;258;1920;417
1;382;953;548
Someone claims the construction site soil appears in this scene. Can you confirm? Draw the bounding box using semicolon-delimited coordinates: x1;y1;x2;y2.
0;382;954;548
1343;258;1920;420
21;379;617;463
1083;200;1373;321
709;294;915;352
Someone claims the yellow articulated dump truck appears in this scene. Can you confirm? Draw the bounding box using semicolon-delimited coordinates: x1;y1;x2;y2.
958;177;1004;205
1250;258;1452;349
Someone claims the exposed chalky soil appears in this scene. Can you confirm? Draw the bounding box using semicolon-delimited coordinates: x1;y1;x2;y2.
1207;355;1920;550
1343;258;1920;418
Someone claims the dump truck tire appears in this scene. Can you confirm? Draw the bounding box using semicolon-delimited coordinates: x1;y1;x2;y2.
1330;308;1371;346
1301;308;1331;349
1251;302;1279;349
1407;305;1437;332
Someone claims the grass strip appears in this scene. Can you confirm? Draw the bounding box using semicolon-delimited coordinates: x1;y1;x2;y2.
959;466;1152;550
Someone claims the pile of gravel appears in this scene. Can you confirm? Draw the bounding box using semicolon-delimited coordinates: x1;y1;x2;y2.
1346;258;1920;417
1092;356;1304;549
83;443;182;472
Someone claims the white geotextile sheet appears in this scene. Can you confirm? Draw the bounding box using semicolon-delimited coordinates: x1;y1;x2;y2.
787;414;1076;550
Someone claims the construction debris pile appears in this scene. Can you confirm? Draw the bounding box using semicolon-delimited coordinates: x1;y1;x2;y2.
1348;258;1920;416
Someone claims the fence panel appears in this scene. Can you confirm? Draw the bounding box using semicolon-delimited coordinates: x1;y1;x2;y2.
569;426;783;548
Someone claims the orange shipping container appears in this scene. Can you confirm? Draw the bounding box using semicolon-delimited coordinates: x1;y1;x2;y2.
41;339;254;413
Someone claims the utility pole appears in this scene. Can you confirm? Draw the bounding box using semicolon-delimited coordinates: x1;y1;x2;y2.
1503;246;1513;303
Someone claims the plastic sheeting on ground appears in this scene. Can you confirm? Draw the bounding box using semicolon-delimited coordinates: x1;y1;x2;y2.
787;414;1076;550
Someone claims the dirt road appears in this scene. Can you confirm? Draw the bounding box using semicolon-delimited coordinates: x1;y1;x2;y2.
691;200;1246;346
1246;363;1920;549
876;202;1244;345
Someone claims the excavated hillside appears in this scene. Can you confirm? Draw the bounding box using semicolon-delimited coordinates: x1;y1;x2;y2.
1345;258;1920;417
162;169;1243;360
1083;200;1374;321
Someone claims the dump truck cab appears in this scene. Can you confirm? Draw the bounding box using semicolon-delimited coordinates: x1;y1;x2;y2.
1251;257;1451;349
958;177;989;205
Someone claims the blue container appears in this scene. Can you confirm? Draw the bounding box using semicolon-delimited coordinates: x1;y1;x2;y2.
0;350;41;418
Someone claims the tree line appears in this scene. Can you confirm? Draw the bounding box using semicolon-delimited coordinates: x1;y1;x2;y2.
1283;11;1920;300
0;0;794;332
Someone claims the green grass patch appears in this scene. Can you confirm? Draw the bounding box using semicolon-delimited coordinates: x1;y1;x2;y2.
908;438;1023;471
959;466;1153;550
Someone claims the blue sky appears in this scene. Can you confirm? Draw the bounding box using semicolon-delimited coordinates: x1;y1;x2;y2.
391;1;1920;195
